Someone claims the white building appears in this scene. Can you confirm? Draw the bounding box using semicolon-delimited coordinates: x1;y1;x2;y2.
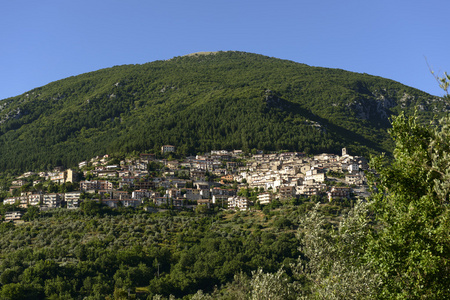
43;194;62;208
65;192;81;209
29;194;42;206
80;180;113;191
228;196;249;211
3;198;17;205
305;168;326;182
132;189;153;200
5;211;24;222
348;164;359;174
258;192;274;205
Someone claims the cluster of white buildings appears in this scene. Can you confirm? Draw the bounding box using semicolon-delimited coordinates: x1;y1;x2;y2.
9;169;78;192
4;191;81;210
231;148;368;208
3;147;370;218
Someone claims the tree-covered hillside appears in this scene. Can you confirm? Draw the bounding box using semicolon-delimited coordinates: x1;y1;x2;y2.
0;51;445;172
0;204;306;299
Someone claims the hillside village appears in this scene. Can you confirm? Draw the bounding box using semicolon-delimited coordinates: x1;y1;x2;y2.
1;146;370;222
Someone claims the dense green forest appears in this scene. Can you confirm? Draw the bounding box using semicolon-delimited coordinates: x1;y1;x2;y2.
0;51;446;172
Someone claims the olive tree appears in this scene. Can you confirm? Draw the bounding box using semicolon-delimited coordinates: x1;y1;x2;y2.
366;112;450;298
296;202;380;299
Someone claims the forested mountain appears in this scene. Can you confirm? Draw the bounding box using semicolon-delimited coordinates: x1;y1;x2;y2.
0;51;445;172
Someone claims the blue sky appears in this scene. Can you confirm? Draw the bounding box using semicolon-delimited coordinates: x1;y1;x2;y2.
1;0;449;100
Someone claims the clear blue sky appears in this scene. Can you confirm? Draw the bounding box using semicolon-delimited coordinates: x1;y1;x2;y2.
1;0;449;100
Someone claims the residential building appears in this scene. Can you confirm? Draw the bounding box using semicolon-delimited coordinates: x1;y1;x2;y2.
172;198;185;207
140;153;155;162
348;163;360;174
121;199;141;208
258;192;274;205
65;192;81;209
220;174;234;183
132;189;153;200
51;169;78;184
3;198;17;205
18;196;29;208
5;211;24;222
80;180;113;191
96;170;118;178
166;188;182;199
119;177;136;189
298;183;327;196
11;179;27;186
228;196;249;211
111;191;130;200
33;180;43;186
43;193;62;208
154;196;169;206
190;169;206;180
167;160;179;169
134;179;154;190
78;161;88;168
278;186;296;200
103;199;119;208
18;172;35;178
65;169;78;183
29;194;42;206
197;198;211;208
50;172;66;184
184;188;202;201
212;194;229;204
345;174;364;186
305;168;326;182
327;186;351;201
161;145;176;154
211;187;237;197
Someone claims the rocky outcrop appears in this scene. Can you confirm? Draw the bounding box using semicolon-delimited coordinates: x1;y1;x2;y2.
348;95;396;122
0;107;25;124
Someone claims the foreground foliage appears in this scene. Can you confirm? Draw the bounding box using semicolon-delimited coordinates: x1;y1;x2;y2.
296;202;380;299
367;113;450;298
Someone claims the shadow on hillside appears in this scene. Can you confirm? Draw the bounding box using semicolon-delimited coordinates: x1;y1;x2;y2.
269;96;390;154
